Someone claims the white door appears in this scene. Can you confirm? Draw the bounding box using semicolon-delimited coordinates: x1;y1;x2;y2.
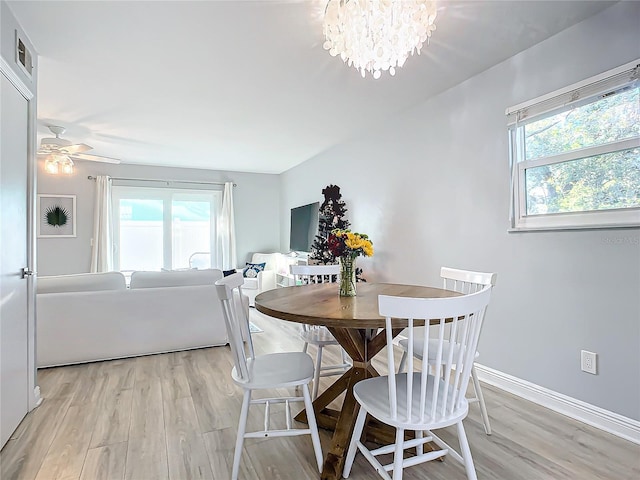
0;72;30;448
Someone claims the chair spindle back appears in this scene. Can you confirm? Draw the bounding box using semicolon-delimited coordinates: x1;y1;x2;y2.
441;266;497;294
290;264;340;285
379;286;492;424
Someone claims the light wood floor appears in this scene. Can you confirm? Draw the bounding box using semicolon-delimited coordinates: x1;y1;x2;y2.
2;310;639;480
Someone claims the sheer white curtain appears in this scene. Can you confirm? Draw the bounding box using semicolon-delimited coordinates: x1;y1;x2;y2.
216;182;237;270
90;175;114;272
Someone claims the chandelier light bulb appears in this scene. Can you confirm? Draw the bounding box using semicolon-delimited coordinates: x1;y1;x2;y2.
323;0;437;79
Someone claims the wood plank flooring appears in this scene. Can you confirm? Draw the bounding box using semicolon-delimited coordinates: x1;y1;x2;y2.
2;309;639;480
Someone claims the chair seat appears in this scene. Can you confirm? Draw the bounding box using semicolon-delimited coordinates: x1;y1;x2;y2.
231;352;315;389
353;373;469;430
242;277;259;290
399;338;480;361
300;327;340;346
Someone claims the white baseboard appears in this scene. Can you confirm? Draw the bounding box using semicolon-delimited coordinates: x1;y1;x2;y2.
474;363;640;445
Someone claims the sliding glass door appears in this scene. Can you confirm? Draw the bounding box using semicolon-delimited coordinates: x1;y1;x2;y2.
112;186;220;272
171;195;212;269
117;197;164;271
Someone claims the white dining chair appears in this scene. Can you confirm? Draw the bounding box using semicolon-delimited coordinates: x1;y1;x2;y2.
214;273;323;480
343;286;493;480
397;267;497;435
290;264;351;399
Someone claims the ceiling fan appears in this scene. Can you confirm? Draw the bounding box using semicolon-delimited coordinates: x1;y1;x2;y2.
38;125;121;174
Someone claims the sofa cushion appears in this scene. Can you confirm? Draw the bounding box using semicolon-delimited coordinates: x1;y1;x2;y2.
242;262;266;278
242;277;259;290
38;272;126;294
130;269;223;289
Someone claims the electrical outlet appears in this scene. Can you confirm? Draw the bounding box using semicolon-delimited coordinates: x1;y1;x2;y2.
581;350;597;375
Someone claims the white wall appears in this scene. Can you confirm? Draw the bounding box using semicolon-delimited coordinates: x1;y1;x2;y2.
37;161;280;276
281;2;640;420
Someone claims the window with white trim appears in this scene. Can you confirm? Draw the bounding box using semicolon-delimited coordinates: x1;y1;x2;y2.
112;182;221;272
507;60;640;231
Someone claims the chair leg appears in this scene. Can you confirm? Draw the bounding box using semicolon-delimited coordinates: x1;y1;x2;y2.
456;421;478;480
392;428;405;480
415;429;423;455
313;345;323;399
398;351;407;374
297;341;310;395
471;366;491;435
343;407;367;478
302;383;323;472
232;389;251;480
341;347;349;367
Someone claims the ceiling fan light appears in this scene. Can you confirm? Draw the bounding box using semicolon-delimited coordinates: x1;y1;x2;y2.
44;157;59;175
61;161;74;175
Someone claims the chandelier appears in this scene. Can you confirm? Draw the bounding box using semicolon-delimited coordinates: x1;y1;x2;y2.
44;155;74;175
322;0;438;79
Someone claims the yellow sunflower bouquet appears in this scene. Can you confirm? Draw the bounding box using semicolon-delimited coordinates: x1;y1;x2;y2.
327;229;373;296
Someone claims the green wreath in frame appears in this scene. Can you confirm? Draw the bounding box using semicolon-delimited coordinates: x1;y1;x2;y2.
44;205;70;227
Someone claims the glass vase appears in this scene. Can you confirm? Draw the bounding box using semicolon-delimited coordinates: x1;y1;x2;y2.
339;255;357;297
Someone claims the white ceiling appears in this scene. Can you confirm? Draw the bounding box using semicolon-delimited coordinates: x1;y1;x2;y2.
9;0;615;174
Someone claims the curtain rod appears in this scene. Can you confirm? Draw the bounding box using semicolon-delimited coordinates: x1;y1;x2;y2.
87;175;236;187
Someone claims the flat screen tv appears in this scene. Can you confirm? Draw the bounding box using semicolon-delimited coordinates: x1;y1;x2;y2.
289;202;319;252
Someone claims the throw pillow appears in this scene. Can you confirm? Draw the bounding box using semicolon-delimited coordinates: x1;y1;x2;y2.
243;262;266;278
223;269;236;277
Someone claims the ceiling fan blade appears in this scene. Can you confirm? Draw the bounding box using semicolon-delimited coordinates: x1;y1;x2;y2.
60;143;92;154
70;152;121;164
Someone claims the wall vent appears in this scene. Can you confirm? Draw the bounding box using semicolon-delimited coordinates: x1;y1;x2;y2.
15;31;33;77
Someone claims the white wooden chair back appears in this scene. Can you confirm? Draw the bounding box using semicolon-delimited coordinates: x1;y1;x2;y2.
441;266;497;293
291;264;340;338
378;286;492;424
290;264;340;285
440;267;496;352
215;272;254;383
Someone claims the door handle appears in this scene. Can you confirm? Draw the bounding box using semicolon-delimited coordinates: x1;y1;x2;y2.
21;267;35;278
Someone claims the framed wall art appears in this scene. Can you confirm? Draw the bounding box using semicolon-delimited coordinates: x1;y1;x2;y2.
37;194;76;238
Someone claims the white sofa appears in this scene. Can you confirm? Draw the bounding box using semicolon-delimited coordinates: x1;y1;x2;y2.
36;269;248;368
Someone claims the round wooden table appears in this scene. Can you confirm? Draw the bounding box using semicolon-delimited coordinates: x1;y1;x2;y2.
255;282;460;480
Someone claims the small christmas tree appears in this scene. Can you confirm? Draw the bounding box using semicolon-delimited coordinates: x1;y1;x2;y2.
310;185;350;265
309;185;367;282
